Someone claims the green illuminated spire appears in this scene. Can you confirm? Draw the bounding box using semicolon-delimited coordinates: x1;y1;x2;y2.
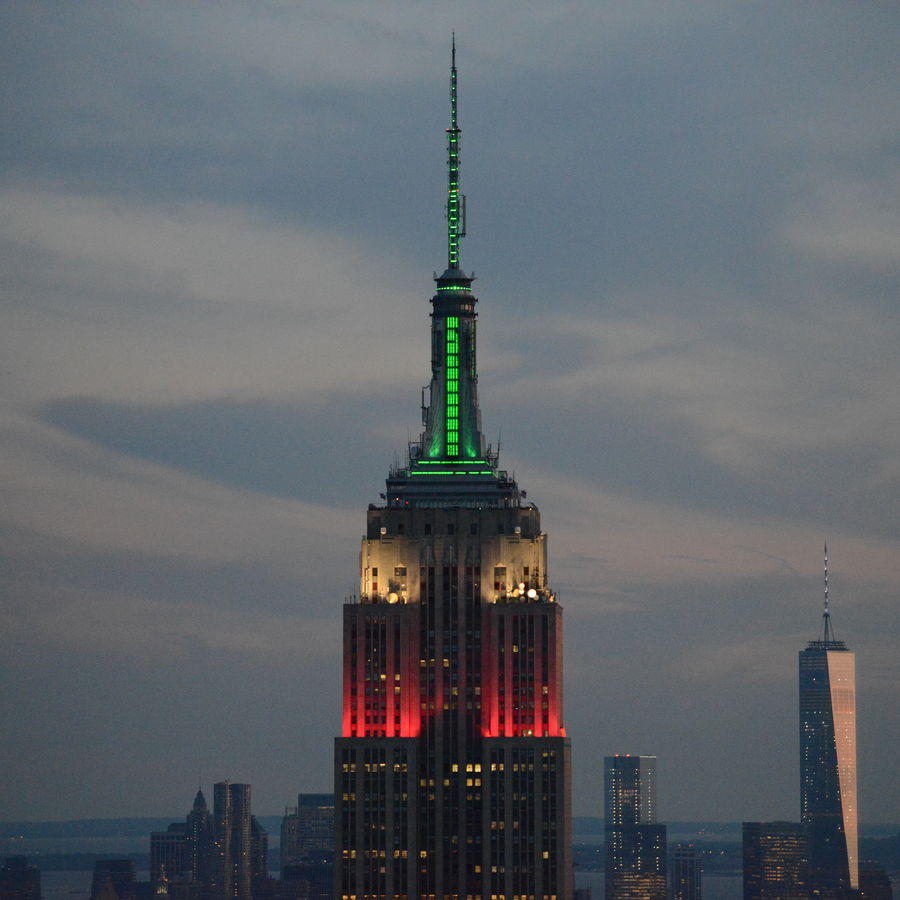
447;33;465;271
426;36;479;463
383;39;520;508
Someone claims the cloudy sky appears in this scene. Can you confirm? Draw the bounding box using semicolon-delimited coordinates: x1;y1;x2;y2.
2;1;898;825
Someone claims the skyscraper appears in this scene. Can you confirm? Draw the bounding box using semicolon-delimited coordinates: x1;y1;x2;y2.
334;41;572;900
669;844;701;900
151;823;189;886
742;821;808;900
149;786;213;895
212;782;265;900
799;546;858;897
281;794;334;873
186;787;213;887
603;755;666;900
857;863;893;900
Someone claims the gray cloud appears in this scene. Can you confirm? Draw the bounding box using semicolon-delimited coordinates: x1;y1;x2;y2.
1;0;899;824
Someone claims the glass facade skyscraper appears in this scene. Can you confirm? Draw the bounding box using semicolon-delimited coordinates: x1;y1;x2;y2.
799;643;858;895
799;548;858;897
211;782;264;900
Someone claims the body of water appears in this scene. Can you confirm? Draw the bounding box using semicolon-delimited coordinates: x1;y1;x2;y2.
41;871;92;900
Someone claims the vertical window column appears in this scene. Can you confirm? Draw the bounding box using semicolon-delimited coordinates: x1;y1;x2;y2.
445;316;460;457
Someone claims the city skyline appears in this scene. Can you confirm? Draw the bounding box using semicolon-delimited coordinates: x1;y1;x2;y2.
2;3;899;825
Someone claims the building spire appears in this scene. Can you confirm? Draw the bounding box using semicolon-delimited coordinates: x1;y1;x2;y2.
382;40;521;508
447;32;465;271
821;541;837;644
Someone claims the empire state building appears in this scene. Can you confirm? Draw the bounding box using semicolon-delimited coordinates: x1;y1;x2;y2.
334;43;573;900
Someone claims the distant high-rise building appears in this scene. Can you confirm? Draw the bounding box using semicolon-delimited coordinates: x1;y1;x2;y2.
1;856;41;900
669;844;701;900
742;822;807;900
212;782;254;900
858;862;893;900
800;546;858;897
334;40;572;900
186;787;213;887
146;784;264;900
149;786;214;894
250;817;268;890
151;824;189;885
280;815;299;880
280;794;334;874
604;755;666;900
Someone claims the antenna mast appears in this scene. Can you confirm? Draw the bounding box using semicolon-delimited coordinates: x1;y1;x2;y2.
822;541;835;644
447;33;466;270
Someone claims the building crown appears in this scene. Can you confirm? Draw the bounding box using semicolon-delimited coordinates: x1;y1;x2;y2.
384;39;523;509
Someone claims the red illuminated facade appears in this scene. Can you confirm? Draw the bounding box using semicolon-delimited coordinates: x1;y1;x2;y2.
336;505;572;900
342;540;566;744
